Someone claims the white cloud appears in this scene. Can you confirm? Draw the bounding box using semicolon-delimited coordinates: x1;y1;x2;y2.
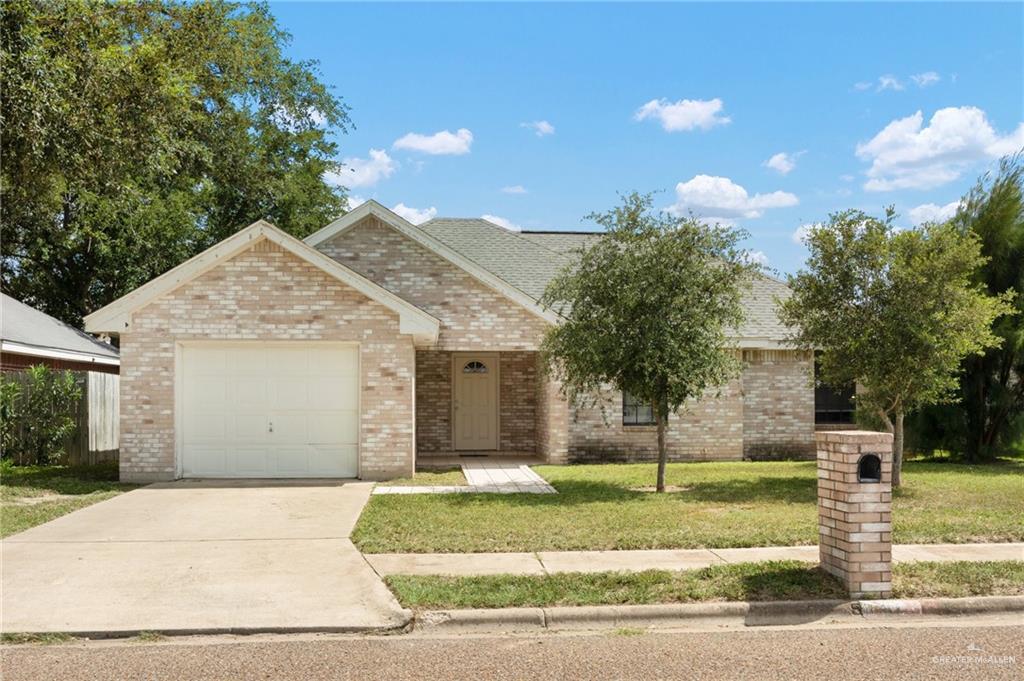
393;128;473;155
764;151;800;175
501;185;528;195
666;175;799;222
742;250;769;267
853;81;873;92
840;174;855;182
856;106;1024;191
877;75;905;92
792;222;821;245
634;98;731;132
908;201;961;225
327;149;397;188
481;214;521;231
911;71;940;88
345;195;367;210
391;203;437;225
521;120;555;137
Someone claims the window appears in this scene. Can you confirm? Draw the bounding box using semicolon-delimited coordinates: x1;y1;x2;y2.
814;359;855;424
622;391;655;426
462;361;488;374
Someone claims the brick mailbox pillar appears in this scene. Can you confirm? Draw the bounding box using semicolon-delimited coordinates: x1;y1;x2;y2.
816;430;894;598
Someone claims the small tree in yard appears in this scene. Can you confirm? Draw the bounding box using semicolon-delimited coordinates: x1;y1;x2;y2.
539;193;757;492
779;209;1012;486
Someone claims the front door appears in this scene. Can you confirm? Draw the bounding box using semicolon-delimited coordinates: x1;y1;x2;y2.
453;353;499;450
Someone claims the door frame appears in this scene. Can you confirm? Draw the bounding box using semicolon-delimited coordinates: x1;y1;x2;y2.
175;340;362;478
450;351;500;451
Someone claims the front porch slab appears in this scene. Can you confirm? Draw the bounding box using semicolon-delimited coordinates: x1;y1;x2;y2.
374;461;556;495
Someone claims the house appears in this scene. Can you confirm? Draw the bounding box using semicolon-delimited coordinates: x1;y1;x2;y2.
1;294;120;374
84;201;814;482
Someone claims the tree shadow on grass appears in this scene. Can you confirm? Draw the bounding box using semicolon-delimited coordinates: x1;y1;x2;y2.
413;475;817;509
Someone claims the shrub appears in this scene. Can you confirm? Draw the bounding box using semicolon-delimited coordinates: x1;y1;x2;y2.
0;366;82;465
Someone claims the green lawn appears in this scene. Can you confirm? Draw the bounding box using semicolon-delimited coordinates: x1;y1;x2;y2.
353;459;1024;553
386;560;1024;609
0;462;137;538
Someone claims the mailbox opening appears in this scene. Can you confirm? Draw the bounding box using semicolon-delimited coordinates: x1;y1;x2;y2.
857;454;882;483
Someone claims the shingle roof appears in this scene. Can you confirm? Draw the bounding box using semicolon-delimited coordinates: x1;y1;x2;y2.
416;218;792;342
418;219;576;301
1;294;120;360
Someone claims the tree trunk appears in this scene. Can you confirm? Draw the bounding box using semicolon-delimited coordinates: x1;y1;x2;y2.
892;410;904;488
655;404;667;493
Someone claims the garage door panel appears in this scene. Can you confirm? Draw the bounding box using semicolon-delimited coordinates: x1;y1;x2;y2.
274;348;309;374
311;378;356;410
308;411;357;444
317;350;358;377
274;447;311;475
184;446;227;476
188;349;228;374
273;378;310;410
310;445;358;477
268;412;308;442
186;411;229;442
182;344;359;478
232;377;268;407
186;377;228;406
230;446;270;475
233;412;268;441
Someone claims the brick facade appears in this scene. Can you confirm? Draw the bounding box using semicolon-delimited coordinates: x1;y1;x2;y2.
120;240;417;482
741;350;815;458
567;381;745;462
499;351;537;452
414;350;537;454
319;217;549;351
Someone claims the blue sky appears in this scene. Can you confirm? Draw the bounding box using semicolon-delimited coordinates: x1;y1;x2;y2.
271;2;1023;274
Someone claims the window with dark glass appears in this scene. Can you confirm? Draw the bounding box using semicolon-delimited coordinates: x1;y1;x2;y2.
814;359;855;424
622;391;655;426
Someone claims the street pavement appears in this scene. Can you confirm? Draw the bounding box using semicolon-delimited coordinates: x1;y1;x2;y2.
3;622;1021;680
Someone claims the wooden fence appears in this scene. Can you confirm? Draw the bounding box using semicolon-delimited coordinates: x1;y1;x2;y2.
4;370;119;465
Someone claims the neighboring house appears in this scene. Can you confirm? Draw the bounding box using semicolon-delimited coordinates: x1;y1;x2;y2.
1;294;120;374
85;201;814;482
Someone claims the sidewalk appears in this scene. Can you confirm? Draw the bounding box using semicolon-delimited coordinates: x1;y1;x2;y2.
365;542;1024;576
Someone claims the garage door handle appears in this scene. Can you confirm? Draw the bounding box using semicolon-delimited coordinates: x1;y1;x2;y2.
268;420;274;433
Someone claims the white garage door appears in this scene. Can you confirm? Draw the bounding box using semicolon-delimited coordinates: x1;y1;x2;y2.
181;343;359;478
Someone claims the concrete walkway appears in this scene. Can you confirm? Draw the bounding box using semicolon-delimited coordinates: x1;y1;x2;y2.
374;461;556;495
365;542;1024;576
2;480;410;635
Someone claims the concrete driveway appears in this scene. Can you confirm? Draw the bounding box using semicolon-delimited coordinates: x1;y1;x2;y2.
1;480;409;636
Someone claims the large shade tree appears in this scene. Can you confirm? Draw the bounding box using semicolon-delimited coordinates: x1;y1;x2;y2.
779;209;1011;486
1;0;351;325
539;192;757;492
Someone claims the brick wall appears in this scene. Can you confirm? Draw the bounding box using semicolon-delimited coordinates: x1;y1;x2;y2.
536;357;570;464
121;239;416;482
415;350;451;453
567;382;745;462
741;349;815;458
319;217;549;351
499;351;536;451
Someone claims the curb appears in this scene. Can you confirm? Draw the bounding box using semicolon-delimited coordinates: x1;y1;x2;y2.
2;612;415;641
414;596;1024;633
